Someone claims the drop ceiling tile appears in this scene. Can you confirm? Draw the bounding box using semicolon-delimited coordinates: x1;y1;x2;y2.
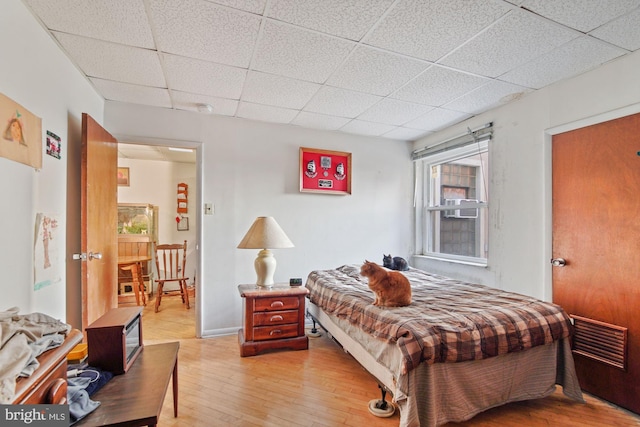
440;9;579;78
149;0;261;68
383;127;431;141
252;20;356;83
241;71;321;109
590;7;640;51
521;0;640;32
266;0;393;41
340;120;397;137
24;0;155;48
392;65;489;106
357;99;433;126
208;0;267;14
236;102;298;124
90;78;172;108
365;0;511;61
291;112;351;130
304;86;382;118
171;90;239;115
404;108;472;132
54;32;166;87
327;46;430;96
443;80;531;114
500;36;626;89
163;54;246;99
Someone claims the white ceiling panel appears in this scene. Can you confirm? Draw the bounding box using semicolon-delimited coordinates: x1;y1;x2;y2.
383;127;433;141
54;32;166;87
357;99;433;126
23;0;640;145
304;86;382;118
208;0;267;14
500;36;626;89
266;0;393;41
365;0;512;61
237;102;298;123
90;78;172;108
441;9;579;78
252;20;355;83
242;71;321;109
521;0;640;32
24;0;155;48
163;54;247;99
327;46;430;96
340;120;397;137
291;112;351;131
171;90;239;115
405;108;472;132
149;0;261;68
392;65;489;106
590;7;640;51
444;80;531;115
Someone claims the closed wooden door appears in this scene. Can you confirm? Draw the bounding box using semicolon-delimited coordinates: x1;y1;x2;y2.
81;113;118;328
552;112;640;414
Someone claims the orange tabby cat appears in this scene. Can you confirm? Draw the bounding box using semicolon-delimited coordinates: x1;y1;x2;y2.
360;260;412;307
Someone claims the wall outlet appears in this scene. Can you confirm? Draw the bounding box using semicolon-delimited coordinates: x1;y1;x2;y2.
204;203;213;215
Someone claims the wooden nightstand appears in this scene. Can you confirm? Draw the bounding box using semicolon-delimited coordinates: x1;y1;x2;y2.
238;284;309;357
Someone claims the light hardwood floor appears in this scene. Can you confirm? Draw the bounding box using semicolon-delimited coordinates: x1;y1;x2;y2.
140;297;640;426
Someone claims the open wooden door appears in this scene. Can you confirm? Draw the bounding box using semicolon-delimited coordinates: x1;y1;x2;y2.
80;113;118;329
552;112;640;414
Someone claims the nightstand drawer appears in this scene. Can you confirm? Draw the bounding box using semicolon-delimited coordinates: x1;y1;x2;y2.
254;296;299;312
253;324;299;341
254;310;299;326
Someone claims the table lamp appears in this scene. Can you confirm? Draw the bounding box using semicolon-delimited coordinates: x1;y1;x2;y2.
237;216;294;287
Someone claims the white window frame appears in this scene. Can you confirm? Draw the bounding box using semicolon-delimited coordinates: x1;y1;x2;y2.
414;134;489;266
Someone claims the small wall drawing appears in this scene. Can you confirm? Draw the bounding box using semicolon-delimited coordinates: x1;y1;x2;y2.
34;213;61;291
0;92;42;169
46;130;61;159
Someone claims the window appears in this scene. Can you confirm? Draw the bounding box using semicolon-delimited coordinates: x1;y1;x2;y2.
413;124;491;265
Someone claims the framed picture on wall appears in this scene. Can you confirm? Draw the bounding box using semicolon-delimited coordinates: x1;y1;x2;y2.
299;147;351;195
177;216;189;231
117;167;130;186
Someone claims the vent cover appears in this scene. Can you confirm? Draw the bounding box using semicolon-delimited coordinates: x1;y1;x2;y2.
570;315;627;371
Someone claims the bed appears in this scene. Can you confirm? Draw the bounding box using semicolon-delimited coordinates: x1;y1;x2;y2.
305;265;584;427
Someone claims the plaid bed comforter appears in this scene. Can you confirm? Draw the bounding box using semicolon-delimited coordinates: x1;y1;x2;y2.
306;265;573;374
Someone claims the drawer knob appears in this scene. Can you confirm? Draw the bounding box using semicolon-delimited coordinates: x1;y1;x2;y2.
270;301;284;308
270;315;283;322
270;330;282;336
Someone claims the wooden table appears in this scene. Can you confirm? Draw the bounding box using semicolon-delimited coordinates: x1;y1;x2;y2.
75;342;179;427
118;255;151;306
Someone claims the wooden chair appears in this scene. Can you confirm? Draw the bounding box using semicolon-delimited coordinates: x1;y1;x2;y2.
154;240;190;313
119;263;146;306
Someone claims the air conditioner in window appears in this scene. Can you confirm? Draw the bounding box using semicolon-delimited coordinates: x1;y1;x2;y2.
444;199;478;219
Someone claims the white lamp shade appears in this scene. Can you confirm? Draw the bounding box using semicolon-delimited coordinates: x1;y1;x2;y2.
237;216;294;249
238;217;294;287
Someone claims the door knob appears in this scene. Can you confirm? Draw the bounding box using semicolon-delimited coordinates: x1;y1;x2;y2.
550;258;566;267
72;252;103;261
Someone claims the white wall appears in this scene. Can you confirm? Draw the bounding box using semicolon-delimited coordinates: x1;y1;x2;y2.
0;1;103;321
104;103;414;336
412;49;640;301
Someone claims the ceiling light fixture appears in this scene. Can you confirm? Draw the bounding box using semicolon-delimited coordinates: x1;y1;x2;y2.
196;103;213;114
168;147;194;153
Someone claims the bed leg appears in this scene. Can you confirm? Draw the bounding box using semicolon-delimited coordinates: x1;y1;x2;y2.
306;312;322;338
368;384;395;418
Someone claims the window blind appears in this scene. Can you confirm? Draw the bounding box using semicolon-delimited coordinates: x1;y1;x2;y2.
412;122;492;161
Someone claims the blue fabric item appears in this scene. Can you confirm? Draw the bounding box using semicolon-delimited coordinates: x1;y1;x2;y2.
68;363;113;396
67;384;100;425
